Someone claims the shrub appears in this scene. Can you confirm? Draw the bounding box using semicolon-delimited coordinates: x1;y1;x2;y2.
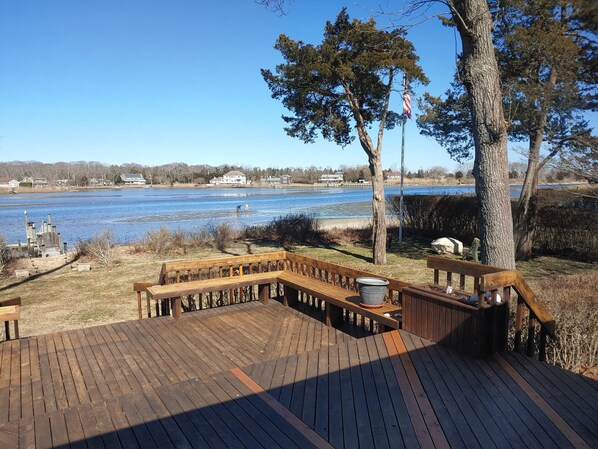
529;272;598;376
170;228;188;254
77;230;116;267
388;194;478;243
207;222;234;252
187;227;210;249
140;226;188;255
0;235;8;276
141;227;173;255
244;213;320;245
270;213;319;245
136;226;212;255
388;192;598;260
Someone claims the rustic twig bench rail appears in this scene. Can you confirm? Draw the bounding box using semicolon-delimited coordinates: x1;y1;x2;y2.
133;251;556;360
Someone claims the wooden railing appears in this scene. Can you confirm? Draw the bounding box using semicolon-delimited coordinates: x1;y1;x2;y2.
135;251;408;334
284;253;409;333
285;253;408;306
134;252;555;360
427;256;556;361
158;251;287;284
0;296;21;341
481;270;556;361
134;252;287;319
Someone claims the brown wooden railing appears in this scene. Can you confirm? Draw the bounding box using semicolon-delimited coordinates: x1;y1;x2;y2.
427;256;556;361
0;296;21;341
134;252;287;318
285;253;409;305
283;253;408;334
135;251;408;334
158;251;287;284
134;252;555;360
481;270;556;361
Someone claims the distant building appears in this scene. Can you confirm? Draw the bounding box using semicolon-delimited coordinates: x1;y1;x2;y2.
33;178;49;186
222;171;247;185
56;179;70;186
385;171;402;183
121;173;146;185
209;176;224;185
264;176;281;184
0;178;19;189
88;178;113;186
320;172;344;183
280;174;292;184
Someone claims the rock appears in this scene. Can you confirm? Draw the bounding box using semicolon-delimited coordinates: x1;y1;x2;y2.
15;269;30;278
431;237;464;255
77;263;91;272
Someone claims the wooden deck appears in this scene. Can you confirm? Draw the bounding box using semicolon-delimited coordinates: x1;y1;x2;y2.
0;300;596;448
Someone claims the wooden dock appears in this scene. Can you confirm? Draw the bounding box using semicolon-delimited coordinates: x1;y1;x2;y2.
0;300;596;448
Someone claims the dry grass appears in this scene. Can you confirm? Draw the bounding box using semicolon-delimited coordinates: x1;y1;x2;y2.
527;271;598;377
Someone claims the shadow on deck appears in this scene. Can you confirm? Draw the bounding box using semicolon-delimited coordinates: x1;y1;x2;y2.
0;301;596;449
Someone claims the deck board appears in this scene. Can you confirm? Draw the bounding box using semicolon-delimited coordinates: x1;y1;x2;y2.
0;299;596;448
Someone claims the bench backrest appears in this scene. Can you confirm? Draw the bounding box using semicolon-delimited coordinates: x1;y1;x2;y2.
158;251;288;284
285;253;409;305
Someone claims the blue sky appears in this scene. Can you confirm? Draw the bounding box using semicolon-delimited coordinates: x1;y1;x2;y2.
1;1;469;171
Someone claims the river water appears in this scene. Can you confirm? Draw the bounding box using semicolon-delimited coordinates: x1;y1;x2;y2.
0;185;519;245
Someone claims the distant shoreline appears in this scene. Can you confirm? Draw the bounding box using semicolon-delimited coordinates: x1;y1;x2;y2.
0;180;589;196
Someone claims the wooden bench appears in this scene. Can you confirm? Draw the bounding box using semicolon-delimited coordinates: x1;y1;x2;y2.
146;271;284;320
135;252;405;334
277;271;402;331
0;297;21;341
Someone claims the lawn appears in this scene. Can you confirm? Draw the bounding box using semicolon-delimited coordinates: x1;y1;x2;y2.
0;237;592;335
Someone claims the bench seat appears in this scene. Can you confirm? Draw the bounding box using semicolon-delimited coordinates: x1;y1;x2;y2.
146;271;284;319
277;271;402;330
142;269;402;331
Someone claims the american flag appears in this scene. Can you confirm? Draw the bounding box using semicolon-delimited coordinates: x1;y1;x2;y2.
403;90;412;119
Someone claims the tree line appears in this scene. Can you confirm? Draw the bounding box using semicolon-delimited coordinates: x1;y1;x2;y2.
0;161;387;185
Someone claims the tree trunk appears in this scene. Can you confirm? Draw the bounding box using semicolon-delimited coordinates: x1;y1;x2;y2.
368;154;387;265
514;69;556;261
514;135;542;260
451;0;516;269
347;82;389;266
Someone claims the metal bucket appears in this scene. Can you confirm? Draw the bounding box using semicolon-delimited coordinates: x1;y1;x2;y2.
356;277;389;307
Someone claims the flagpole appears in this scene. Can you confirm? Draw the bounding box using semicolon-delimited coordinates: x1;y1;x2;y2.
399;76;407;245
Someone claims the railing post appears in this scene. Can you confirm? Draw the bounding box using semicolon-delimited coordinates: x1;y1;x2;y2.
514;296;524;352
539;327;547;362
527;315;536;358
136;291;142;320
258;283;270;304
173;296;182;320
